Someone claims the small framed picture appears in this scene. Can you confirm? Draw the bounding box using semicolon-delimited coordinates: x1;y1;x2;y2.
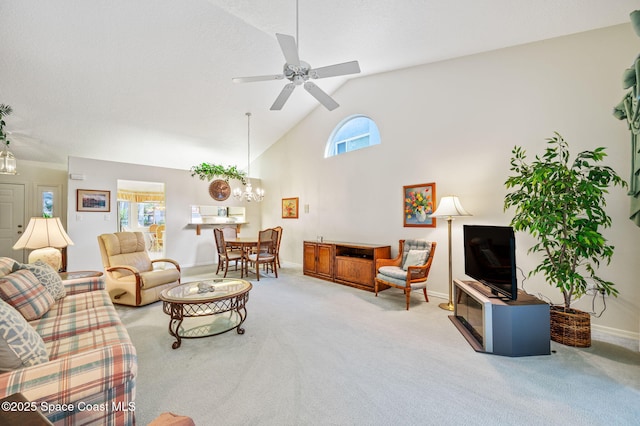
282;197;299;219
77;189;111;212
403;182;436;227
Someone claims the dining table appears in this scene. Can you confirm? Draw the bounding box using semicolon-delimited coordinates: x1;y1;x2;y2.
225;237;258;252
226;236;277;278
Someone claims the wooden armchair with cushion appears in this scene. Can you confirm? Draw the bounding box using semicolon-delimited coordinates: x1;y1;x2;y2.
374;239;436;310
97;232;181;306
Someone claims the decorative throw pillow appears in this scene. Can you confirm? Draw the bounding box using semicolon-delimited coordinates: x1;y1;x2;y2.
0;298;49;372
18;260;66;300
402;249;428;271
0;257;17;277
0;269;55;321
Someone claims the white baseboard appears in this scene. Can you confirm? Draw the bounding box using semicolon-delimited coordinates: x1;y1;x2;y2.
592;324;640;352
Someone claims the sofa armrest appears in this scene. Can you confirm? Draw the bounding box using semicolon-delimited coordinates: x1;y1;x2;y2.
63;275;106;295
151;258;181;272
0;343;137;419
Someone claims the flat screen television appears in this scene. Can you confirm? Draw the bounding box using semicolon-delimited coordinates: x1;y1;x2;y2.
463;225;518;301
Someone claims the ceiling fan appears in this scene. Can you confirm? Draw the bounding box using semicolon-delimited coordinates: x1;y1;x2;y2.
232;1;361;111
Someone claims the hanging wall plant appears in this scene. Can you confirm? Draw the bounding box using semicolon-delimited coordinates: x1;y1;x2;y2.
190;163;247;185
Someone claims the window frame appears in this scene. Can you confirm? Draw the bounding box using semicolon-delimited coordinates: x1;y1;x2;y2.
325;114;381;158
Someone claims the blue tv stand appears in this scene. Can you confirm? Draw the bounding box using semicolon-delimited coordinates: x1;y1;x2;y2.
450;279;551;357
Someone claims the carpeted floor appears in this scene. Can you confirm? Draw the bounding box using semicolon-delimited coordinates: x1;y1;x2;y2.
116;264;640;426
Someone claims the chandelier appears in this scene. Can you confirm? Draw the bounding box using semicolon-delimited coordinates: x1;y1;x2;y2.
233;112;264;202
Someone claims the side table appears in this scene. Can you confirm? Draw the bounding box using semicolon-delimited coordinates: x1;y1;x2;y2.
58;271;103;280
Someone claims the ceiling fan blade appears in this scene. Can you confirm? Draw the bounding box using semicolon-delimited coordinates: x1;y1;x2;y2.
232;74;284;83
310;61;361;79
304;82;339;111
270;83;296;111
276;33;300;67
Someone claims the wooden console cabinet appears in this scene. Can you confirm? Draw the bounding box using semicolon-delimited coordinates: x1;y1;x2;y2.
303;242;334;280
303;241;391;291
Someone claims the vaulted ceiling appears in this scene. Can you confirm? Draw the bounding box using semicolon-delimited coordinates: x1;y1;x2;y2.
0;0;636;171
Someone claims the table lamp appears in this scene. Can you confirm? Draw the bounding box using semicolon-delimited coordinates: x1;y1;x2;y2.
430;196;471;311
13;217;74;271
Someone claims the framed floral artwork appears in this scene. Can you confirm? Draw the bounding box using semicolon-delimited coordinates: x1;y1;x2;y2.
282;197;299;219
403;183;436;227
77;189;111;212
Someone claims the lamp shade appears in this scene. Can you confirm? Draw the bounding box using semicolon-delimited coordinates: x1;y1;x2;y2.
13;217;74;249
430;196;471;218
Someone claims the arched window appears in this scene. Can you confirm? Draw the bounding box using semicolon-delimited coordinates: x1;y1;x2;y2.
325;115;381;157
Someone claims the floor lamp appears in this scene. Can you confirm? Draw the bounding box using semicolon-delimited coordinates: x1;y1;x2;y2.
430;196;471;311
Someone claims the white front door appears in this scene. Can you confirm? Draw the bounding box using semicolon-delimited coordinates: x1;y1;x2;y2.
0;183;26;262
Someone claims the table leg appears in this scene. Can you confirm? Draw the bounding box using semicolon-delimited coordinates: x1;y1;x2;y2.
166;303;184;349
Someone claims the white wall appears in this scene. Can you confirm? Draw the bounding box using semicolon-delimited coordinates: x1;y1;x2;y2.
254;24;640;343
0;160;67;262
66;156;262;271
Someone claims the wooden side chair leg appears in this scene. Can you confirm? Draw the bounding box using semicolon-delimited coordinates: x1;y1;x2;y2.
423;288;429;302
405;288;411;310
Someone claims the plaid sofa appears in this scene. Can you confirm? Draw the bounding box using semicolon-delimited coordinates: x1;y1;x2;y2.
0;257;137;425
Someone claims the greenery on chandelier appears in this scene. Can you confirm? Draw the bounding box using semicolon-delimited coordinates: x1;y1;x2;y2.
504;133;627;309
190;162;247;185
0;104;13;147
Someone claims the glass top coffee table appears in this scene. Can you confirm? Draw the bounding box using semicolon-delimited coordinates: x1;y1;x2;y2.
160;278;252;349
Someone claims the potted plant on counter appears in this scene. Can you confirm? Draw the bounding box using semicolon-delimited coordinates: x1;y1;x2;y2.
504;133;627;347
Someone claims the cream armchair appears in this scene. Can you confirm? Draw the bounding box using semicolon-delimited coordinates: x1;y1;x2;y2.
97;232;181;306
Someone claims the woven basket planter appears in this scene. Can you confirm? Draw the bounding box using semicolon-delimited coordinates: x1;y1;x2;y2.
550;306;591;347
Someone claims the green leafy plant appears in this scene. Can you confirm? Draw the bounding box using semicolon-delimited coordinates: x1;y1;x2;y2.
0;104;13;147
190;163;247;185
504;133;627;308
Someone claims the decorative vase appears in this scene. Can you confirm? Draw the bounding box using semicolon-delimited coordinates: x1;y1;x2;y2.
416;207;427;222
549;306;591;347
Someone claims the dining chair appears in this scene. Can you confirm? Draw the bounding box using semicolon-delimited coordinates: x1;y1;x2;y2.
262;227;280;274
155;224;166;252
273;226;283;269
147;224;158;250
221;226;242;251
213;228;244;278
245;228;278;281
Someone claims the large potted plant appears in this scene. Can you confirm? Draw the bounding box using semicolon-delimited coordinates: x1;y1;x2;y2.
504;133;627;347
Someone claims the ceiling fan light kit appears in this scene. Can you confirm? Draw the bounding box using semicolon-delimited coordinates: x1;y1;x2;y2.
232;2;361;111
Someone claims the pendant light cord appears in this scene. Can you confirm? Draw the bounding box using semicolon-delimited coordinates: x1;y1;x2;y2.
246;112;251;177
